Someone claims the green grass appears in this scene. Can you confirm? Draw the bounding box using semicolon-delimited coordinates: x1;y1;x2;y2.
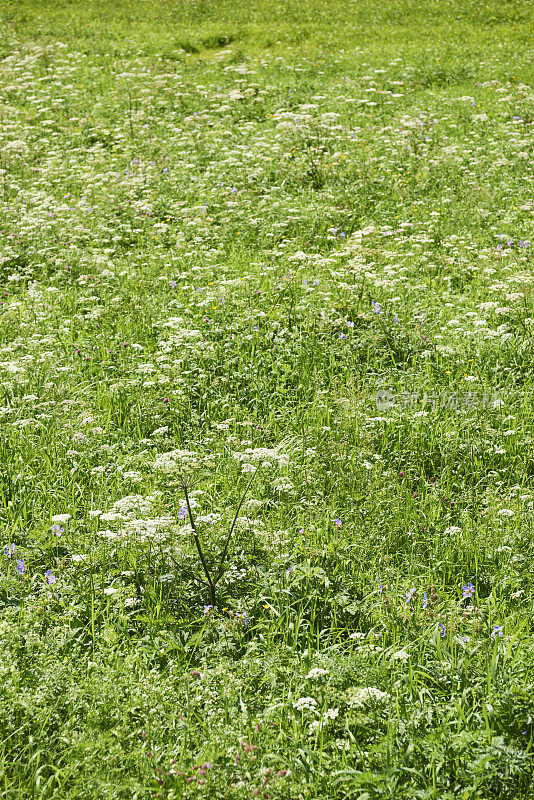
0;0;533;797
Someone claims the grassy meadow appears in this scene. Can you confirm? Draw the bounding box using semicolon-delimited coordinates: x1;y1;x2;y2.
0;0;533;797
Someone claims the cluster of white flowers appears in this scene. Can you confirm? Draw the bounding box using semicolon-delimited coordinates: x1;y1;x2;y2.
444;526;462;535
271;478;294;493
119;516;175;543
153;450;201;473
306;667;329;680
308;708;339;733
111;495;153;520
293;697;317;712
234;516;265;531
232;447;291;468
345;687;390;708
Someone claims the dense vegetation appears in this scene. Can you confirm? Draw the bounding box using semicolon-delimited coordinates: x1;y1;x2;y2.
0;0;533;797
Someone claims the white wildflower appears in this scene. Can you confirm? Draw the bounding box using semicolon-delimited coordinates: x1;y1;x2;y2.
345;687;390;708
392;649;410;662
151;426;169;436
444;526;462;534
99;511;124;522
153;449;200;472
293;697;317;712
112;495;153;519
271;478;294;492
122;470;142;480
306;667;329;680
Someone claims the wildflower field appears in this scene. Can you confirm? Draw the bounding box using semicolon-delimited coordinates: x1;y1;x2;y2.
0;0;533;796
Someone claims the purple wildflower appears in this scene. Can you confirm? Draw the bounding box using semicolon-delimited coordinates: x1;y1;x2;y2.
491;625;504;639
462;582;475;599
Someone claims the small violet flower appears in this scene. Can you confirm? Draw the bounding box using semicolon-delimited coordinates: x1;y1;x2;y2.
44;569;56;585
406;587;416;604
491;625;504;639
3;543;15;557
462;582;475;599
16;559;25;575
